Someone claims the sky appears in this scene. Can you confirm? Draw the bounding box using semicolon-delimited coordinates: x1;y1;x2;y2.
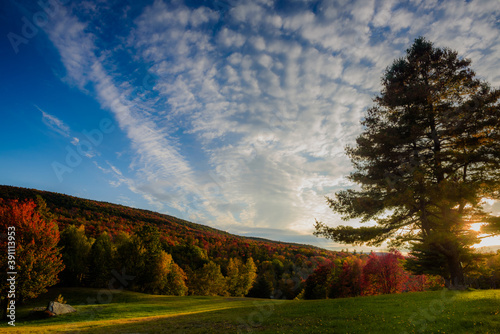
1;0;500;252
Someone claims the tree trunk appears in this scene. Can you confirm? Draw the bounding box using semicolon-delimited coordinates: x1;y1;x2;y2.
446;255;466;290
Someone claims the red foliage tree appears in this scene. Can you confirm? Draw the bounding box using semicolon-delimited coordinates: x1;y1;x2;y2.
0;199;64;318
362;250;408;295
304;260;334;299
336;256;364;298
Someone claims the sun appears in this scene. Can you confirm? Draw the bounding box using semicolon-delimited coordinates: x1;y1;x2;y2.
470;223;483;232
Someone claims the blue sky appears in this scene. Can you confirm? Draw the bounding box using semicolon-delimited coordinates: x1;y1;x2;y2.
1;0;500;251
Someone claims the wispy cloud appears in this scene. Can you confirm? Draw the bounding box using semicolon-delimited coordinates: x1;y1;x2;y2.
43;4;200;215
37;105;71;138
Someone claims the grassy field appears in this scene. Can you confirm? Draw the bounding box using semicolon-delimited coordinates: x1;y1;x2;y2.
1;287;499;333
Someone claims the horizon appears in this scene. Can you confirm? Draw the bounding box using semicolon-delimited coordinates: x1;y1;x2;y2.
1;0;500;252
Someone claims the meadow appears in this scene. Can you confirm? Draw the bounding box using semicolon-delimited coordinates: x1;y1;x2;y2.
2;288;499;333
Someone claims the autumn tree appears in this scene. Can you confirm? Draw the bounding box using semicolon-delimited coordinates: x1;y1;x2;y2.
362;251;407;295
0;199;64;318
226;257;257;297
189;261;227;296
303;260;334;299
315;37;500;289
330;256;364;298
147;251;188;296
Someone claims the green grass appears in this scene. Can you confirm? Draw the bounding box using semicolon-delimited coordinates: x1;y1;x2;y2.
2;288;499;333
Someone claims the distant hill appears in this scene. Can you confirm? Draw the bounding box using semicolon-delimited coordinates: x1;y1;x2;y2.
0;185;337;262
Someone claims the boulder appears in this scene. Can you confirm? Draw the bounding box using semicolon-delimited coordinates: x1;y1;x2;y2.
45;301;77;317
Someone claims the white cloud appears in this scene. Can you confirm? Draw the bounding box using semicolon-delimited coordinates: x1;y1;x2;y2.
37;105;71;138
217;28;246;48
124;0;386;233
372;0;397;27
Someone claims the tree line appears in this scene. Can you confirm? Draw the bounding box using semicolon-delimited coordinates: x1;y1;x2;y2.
58;222;257;297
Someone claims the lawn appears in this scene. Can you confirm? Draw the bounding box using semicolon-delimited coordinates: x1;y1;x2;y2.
1;288;499;333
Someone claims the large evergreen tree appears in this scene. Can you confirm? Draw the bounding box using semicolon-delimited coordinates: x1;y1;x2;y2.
315;37;500;289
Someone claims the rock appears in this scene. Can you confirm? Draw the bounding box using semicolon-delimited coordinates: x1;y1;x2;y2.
45;301;77;317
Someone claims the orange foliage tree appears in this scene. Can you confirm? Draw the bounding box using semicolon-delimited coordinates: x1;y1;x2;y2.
0;199;64;318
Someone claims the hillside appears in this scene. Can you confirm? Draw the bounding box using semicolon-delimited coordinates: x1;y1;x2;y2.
0;185;332;257
0;185;343;299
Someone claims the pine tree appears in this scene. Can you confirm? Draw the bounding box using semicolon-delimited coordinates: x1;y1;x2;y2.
123;224;162;290
315;37;500;289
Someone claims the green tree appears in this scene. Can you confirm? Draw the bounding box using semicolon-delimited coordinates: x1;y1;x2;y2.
59;225;92;286
121;224;162;290
315;37;500;289
115;234;143;290
171;244;208;271
189;261;227;296
88;232;114;288
247;274;274;299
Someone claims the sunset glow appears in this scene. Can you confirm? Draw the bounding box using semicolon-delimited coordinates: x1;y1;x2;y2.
470;223;483;232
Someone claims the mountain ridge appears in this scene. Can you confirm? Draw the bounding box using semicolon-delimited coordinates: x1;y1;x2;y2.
0;184;332;253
